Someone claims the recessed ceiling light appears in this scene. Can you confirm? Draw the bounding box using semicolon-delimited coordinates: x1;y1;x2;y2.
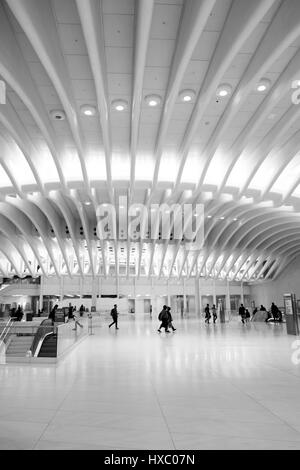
179;89;196;102
50;109;66;120
257;78;271;92
207;215;212;218
145;94;162;107
216;84;232;97
84;201;91;206
112;99;128;111
80;105;97;116
220;217;225;220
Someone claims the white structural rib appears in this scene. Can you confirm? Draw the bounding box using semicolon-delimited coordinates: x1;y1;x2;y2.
150;0;217;197
172;0;277;197
0;202;47;276
130;0;154;203
0;2;66;189
6;0;89;187
194;0;300;193
49;193;84;276
76;0;113;201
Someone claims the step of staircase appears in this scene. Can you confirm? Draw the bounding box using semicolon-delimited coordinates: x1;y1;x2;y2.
6;336;34;356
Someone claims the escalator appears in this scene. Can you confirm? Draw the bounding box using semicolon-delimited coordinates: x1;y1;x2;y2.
37;333;57;357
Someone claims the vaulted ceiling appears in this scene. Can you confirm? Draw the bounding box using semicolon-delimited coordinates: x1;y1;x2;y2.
0;0;299;282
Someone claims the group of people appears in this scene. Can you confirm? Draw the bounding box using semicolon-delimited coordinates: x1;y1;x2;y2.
252;303;283;322
204;304;218;324
48;303;84;330
10;305;23;321
239;302;283;323
157;305;176;333
108;304;177;333
238;304;251;323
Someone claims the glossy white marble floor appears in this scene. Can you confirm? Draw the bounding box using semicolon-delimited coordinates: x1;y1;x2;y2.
1;315;300;450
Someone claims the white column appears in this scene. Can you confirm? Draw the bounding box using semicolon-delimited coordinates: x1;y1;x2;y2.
213;278;217;306
60;276;64;302
116;276;119;299
39;275;44;310
240;281;244;304
183;278;187;314
151;277;155;316
226;279;230;316
79;277;83;300
199;277;202;315
92;277;97;308
167;280;170;307
195;278;200;317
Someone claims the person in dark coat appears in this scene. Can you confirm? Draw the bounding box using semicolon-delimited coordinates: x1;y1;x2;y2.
271;302;280;321
157;305;170;333
204;304;211;324
10;307;16;320
49;304;58;324
68;304;74;321
212;304;217;323
79;304;85;317
48;304;58;323
239;304;246;324
16;305;23;321
167;306;176;331
109;304;119;329
245;308;251;322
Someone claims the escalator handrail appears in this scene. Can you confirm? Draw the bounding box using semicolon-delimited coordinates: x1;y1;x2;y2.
30;324;56;357
34;331;56;357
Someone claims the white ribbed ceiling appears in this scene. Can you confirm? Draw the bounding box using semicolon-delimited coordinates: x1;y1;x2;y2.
0;0;299;282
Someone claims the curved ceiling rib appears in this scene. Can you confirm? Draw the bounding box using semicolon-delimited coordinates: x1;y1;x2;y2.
6;198;60;277
6;0;89;187
217;46;300;196
129;0;155;203
171;0;277;197
150;0;217;196
0;202;47;276
0;2;65;189
75;0;113;201
195;0;300;192
0;214;34;276
49;192;84;276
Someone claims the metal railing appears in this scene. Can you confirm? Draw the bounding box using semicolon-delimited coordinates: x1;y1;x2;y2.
0;318;14;343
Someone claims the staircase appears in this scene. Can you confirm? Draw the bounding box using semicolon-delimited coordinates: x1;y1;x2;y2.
6;335;34;357
38;333;57;357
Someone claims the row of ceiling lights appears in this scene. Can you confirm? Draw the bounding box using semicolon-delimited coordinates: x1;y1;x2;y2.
50;79;271;120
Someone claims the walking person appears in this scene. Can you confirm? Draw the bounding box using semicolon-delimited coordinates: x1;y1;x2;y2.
270;302;280;321
79;304;85;317
72;310;83;331
16;305;23;321
157;305;170;333
204;304;211;324
167;306;176;331
67;304;74;322
109;304;119;330
239;304;246;324
212;304;217;324
49;304;58;324
245;308;251;322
